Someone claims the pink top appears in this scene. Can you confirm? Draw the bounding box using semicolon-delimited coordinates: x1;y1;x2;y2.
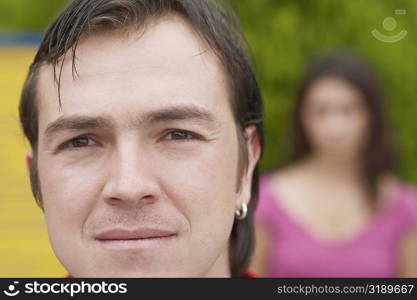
254;175;417;277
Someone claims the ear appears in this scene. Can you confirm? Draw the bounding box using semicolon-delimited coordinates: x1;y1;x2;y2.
235;125;261;209
26;150;33;177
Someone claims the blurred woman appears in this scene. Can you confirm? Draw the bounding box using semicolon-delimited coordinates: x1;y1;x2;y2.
251;53;417;277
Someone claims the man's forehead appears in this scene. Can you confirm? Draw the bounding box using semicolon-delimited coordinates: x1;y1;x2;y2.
38;12;234;132
39;14;221;82
36;13;230;112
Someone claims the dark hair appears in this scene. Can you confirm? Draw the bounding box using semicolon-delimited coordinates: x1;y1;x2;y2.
19;0;264;277
291;52;396;207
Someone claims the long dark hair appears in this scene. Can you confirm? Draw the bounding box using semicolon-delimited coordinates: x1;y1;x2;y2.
291;52;396;208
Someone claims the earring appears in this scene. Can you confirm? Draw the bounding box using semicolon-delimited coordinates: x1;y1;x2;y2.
235;203;248;220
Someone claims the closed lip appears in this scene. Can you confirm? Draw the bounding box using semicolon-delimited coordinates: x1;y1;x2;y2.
95;228;177;241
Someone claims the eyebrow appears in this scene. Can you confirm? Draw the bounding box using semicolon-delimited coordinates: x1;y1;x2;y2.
44;116;113;142
143;105;218;126
43;105;220;144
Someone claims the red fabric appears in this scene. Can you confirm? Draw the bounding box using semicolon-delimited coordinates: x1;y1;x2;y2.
241;270;257;278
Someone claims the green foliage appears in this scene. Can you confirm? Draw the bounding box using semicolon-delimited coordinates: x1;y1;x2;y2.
0;0;68;31
231;0;417;184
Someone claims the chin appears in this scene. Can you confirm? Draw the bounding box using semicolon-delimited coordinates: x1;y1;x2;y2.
70;264;187;278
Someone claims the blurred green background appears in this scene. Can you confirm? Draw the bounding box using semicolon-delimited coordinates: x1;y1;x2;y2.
1;0;416;276
231;0;417;181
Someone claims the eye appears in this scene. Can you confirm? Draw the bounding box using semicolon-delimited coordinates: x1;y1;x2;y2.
64;136;96;148
164;129;199;141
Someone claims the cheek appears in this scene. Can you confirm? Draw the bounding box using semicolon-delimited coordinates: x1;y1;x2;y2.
354;113;369;138
343;112;370;146
38;154;99;233
156;137;239;239
162;142;238;211
303;117;325;144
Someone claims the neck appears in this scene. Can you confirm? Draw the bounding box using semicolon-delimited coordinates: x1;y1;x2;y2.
305;152;362;179
204;248;231;278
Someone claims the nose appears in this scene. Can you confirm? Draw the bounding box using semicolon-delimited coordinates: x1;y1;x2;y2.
101;137;160;208
323;111;350;138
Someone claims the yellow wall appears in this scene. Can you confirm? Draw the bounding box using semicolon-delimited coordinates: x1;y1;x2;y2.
0;48;66;277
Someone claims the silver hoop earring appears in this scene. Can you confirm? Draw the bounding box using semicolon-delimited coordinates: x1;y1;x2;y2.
235;203;248;220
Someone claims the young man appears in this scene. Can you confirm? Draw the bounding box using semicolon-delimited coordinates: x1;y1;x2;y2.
20;0;264;277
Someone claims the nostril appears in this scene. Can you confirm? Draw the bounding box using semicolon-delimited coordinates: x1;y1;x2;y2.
105;193;158;207
107;197;122;206
140;195;158;205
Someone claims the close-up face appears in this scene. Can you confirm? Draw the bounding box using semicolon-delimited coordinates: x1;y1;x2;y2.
301;76;370;158
28;15;256;277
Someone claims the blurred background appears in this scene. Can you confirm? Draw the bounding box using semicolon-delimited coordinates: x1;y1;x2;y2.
1;0;417;276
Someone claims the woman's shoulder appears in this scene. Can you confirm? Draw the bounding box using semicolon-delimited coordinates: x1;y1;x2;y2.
388;177;417;226
257;165;310;216
398;180;417;214
398;180;417;197
266;162;314;203
256;169;298;226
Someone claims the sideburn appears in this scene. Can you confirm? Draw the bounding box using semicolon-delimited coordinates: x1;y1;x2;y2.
29;147;43;210
235;124;249;193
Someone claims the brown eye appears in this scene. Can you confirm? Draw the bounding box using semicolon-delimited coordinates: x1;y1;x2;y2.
69;136;93;147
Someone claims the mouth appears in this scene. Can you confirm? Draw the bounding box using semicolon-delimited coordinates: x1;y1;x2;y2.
95;228;177;251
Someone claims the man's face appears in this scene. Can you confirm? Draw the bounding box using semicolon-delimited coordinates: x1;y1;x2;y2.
29;15;257;277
